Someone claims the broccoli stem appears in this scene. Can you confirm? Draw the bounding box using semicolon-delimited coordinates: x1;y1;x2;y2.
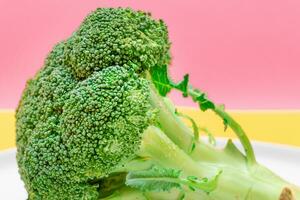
147;87;300;199
139;126;216;177
149;84;256;166
147;66;256;165
149;86;240;164
104;82;300;199
138;126;300;200
149;87;194;153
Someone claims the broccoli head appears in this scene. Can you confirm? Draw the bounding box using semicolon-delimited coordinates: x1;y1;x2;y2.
16;7;300;200
16;8;168;199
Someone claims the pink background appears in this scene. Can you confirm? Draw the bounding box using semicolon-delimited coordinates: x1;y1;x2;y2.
1;0;300;109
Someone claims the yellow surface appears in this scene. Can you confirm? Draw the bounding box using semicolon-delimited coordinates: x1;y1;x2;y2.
178;108;300;147
1;108;300;150
0;110;16;151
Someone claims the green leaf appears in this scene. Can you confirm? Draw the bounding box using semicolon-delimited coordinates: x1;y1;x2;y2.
184;170;222;194
126;166;221;195
150;65;214;112
150;65;172;96
188;87;215;111
173;74;189;97
150;64;256;165
150;65;189;97
126;166;182;192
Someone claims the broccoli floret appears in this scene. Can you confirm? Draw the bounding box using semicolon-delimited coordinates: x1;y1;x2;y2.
16;7;300;200
65;8;170;79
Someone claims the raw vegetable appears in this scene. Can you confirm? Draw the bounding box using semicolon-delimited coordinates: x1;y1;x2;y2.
16;7;300;200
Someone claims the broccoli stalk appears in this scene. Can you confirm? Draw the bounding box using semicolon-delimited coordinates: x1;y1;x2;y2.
141;126;300;199
102;84;300;200
99;126;222;199
152;93;300;200
145;65;300;199
97;65;300;199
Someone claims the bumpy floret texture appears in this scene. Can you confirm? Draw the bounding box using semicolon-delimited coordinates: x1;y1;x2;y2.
65;7;170;79
16;7;169;200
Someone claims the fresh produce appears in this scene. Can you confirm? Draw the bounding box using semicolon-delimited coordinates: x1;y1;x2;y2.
16;7;299;200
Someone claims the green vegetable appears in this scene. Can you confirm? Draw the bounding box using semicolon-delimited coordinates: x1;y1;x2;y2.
16;7;300;200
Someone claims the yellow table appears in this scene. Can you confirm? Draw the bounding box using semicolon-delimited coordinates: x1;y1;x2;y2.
1;108;300;151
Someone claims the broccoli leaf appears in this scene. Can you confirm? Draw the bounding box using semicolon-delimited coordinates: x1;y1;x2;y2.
150;65;256;165
150;65;189;97
126;166;221;194
185;170;222;194
188;87;215;111
126;166;182;192
150;65;213;111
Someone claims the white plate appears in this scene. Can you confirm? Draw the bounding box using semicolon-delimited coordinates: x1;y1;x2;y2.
1;140;300;200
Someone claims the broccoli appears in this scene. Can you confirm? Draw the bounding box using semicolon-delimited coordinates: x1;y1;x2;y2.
16;7;300;200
